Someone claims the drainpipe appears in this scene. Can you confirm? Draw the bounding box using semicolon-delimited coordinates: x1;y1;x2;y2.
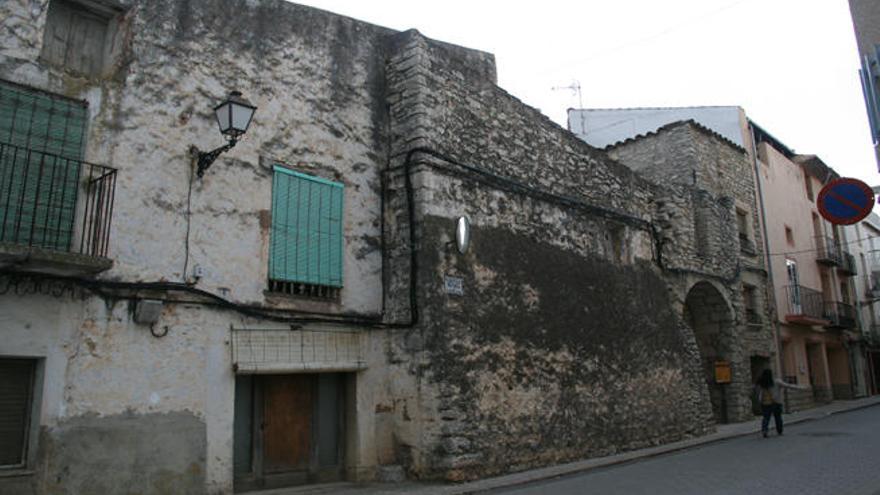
747;122;786;387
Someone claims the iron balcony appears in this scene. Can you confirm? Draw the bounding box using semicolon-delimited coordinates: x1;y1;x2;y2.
815;235;841;266
838;251;857;276
782;285;828;325
823;301;857;330
0;142;117;274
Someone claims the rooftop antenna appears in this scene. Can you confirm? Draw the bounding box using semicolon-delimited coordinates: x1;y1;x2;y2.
552;80;584;133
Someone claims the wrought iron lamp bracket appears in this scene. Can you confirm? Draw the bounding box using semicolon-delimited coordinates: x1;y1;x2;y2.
193;139;237;178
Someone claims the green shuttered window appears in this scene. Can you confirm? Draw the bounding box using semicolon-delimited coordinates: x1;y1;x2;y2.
0;81;87;250
269;167;344;289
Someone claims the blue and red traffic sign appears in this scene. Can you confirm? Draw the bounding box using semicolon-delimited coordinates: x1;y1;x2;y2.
817;178;875;225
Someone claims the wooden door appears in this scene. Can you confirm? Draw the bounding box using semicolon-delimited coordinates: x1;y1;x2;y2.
262;374;314;474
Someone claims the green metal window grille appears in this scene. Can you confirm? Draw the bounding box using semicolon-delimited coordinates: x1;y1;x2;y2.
269;166;344;288
0;80;87;250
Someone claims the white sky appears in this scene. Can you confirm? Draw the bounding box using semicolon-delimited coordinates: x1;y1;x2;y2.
295;0;879;187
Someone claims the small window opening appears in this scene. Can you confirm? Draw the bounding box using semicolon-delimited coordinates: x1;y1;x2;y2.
743;284;760;326
736;208;754;253
41;0;125;78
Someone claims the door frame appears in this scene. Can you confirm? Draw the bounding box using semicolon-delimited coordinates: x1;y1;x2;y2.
234;373;347;492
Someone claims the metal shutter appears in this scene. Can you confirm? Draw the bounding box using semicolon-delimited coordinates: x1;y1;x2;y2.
0;81;87;250
269;167;344;287
0;359;35;467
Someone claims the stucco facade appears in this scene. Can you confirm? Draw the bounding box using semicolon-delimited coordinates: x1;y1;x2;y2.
2;2;782;494
759;148;861;410
845;212;880;396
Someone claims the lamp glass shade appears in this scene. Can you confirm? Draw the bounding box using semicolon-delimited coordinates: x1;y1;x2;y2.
214;103;232;134
231;104;256;135
213;91;256;138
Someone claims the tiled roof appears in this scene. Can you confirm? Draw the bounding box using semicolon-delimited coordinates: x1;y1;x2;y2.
602;119;747;154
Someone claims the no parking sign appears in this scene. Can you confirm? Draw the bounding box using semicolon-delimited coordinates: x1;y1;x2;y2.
817;178;875;225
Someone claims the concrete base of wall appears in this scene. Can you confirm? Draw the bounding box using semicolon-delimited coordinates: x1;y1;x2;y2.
37;411;206;495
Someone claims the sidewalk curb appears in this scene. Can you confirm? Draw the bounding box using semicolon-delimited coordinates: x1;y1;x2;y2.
265;398;880;495
439;398;880;494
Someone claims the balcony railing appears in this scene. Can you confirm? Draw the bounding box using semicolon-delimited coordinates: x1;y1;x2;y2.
783;285;827;324
815;235;840;266
838;252;857;276
823;301;857;329
0;142;116;258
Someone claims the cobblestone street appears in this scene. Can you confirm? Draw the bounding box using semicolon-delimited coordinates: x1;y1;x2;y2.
492;406;880;495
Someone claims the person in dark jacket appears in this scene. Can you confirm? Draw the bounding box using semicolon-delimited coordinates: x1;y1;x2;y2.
755;369;808;438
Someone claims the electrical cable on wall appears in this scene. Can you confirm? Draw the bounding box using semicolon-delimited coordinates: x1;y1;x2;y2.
766;233;880;258
12;144;842;329
182;148;197;283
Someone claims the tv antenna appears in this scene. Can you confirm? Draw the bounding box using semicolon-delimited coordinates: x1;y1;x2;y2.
552;80;583;109
552;80;584;133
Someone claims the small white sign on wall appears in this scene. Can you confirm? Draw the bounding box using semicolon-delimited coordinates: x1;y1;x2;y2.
444;276;464;296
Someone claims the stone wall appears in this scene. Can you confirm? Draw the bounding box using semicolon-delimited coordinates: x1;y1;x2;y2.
381;30;736;481
607;120;777;420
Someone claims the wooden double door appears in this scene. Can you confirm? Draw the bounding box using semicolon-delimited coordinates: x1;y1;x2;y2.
234;373;346;491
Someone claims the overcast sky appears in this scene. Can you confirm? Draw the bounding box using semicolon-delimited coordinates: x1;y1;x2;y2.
296;0;878;187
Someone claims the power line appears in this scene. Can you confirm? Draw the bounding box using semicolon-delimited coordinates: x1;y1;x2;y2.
535;0;754;76
766;233;880;258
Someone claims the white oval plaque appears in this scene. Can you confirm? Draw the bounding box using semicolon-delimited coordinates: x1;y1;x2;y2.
455;216;471;254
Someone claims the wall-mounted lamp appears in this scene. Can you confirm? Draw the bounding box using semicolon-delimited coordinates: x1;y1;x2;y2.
193;91;257;178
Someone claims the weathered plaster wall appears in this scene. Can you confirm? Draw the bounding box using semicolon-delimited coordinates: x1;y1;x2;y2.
1;0;393;312
0;287;215;493
0;1;406;493
0;279;394;493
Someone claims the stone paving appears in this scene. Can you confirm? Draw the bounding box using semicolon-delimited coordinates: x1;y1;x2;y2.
266;396;880;495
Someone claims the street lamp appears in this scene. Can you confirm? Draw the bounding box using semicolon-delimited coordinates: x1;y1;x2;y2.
193;91;257;178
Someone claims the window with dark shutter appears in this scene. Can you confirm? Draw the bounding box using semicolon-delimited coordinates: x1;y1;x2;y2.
0;359;36;468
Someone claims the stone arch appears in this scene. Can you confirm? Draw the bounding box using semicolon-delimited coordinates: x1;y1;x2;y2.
683;280;736;423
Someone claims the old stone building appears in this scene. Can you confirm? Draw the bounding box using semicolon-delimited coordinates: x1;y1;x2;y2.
605;120;776;421
2;1;769;494
571;106;867;412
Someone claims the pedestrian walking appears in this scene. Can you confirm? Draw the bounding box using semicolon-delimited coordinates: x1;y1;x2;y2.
755;369;807;438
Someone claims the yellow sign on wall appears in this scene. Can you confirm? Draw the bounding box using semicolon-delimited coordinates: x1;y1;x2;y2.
714;360;731;384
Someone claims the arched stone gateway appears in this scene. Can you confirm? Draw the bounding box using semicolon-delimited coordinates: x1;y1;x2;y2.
683;281;737;423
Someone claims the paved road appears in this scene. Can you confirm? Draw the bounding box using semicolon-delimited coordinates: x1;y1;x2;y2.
490;406;880;495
